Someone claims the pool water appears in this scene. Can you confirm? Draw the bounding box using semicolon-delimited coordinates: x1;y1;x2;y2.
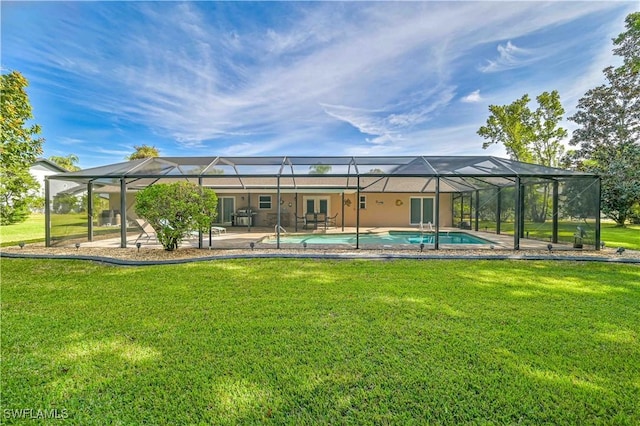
263;231;493;245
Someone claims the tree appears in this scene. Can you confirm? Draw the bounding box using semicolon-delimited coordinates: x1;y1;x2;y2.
478;90;567;222
135;182;218;251
567;12;640;226
128;145;159;160
49;154;80;171
0;71;44;224
309;164;332;174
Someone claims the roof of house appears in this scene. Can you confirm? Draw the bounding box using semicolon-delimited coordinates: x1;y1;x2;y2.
33;157;69;173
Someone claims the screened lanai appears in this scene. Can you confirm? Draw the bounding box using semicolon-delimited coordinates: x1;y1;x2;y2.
45;155;601;250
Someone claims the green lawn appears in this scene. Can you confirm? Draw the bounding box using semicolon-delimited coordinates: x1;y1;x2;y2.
2;259;639;424
0;214;126;247
0;214;45;246
2;214;639;249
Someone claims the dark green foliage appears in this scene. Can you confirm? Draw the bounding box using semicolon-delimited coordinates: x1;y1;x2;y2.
48;154;80;171
134;182;217;250
52;193;79;214
567;12;640;226
0;71;44;224
127;144;159;160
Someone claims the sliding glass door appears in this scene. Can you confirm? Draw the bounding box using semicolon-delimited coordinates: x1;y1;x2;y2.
410;197;434;225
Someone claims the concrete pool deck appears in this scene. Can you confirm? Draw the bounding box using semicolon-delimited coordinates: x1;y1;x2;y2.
51;226;584;251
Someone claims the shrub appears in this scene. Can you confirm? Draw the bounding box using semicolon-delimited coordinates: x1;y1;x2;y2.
135;182;218;250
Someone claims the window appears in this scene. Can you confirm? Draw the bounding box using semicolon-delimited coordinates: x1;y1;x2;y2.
359;195;366;209
258;195;272;209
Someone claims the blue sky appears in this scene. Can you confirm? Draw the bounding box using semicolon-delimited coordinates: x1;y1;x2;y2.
2;1;636;168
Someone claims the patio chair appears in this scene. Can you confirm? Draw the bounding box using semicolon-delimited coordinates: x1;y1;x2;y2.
304;213;316;230
296;215;307;231
326;213;338;228
134;218;157;243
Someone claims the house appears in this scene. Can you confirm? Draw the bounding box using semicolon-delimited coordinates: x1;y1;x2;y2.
43;155;601;249
30;158;68;198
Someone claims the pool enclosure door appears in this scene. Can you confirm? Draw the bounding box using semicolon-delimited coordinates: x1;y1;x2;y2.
217;197;235;224
410;197;434;225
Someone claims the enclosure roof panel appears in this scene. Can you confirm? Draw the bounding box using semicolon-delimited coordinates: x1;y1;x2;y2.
50;156;595;191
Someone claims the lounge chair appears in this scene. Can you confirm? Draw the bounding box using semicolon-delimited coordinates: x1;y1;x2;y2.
211;226;227;235
134;218;157;243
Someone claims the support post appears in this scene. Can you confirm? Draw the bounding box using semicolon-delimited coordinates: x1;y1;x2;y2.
356;176;360;249
277;176;281;249
496;187;501;235
514;178;521;250
434;178;440;250
120;178;127;248
341;192;345;231
45;178;51;247
247;193;251;232
460;194;464;228
88;181;94;242
198;177;203;249
552;181;559;244
474;190;480;231
595;177;601;250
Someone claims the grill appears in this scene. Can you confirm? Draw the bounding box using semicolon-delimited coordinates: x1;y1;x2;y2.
232;209;256;226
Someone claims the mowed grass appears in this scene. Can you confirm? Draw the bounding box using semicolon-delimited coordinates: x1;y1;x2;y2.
2;259;639;424
0;214;45;246
2;214;639;250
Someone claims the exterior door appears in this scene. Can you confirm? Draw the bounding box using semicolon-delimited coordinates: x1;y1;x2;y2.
217;197;235;224
304;197;329;214
410;197;434;225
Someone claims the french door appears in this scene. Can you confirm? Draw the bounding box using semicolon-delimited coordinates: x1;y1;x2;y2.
410;197;434;225
304;197;329;215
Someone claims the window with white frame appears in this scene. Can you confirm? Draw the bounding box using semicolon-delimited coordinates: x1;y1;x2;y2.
359;195;366;209
258;195;272;209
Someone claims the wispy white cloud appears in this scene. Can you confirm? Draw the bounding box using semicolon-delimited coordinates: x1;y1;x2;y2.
479;41;538;73
461;90;482;103
2;0;634;166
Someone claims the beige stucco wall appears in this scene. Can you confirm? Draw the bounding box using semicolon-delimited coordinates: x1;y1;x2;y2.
340;192;452;228
111;191;453;229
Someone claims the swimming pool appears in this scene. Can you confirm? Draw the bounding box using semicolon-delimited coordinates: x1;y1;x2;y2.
261;231;494;246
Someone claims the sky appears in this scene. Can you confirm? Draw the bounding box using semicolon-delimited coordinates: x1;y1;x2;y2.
1;1;637;169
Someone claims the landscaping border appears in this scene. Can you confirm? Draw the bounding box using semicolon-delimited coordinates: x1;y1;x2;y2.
2;251;639;266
